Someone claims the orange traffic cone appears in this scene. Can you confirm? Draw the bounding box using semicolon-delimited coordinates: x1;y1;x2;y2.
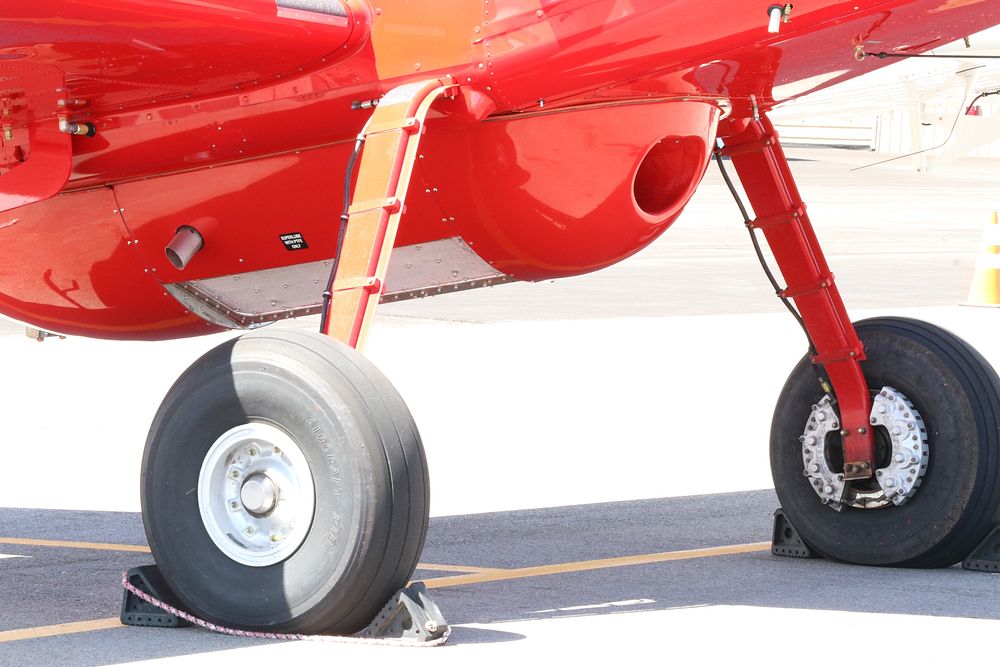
964;211;1000;307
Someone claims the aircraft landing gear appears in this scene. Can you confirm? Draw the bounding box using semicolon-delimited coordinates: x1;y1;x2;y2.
135;78;457;639
136;78;456;636
720;114;1000;567
141;329;429;634
772;317;1000;566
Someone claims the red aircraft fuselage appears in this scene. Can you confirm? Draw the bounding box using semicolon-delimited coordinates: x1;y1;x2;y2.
0;0;996;339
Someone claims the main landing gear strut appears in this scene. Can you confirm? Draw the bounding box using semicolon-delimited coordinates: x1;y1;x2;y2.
719;115;1000;566
134;79;458;638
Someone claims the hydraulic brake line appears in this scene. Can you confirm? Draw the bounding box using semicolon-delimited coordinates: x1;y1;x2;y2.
319;133;366;332
713;150;818;357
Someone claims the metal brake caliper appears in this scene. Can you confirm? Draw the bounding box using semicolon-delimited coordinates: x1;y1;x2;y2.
800;386;929;511
800;396;845;510
869;386;929;505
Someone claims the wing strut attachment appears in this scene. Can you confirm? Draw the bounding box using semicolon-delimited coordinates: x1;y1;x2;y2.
718;115;875;480
320;77;459;350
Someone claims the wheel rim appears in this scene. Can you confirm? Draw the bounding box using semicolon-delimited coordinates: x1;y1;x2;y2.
801;386;929;511
198;422;316;567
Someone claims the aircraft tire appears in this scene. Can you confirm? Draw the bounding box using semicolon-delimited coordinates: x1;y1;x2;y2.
141;329;429;634
771;317;1000;567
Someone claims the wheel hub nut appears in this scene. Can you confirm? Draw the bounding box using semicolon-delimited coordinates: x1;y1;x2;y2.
241;473;278;516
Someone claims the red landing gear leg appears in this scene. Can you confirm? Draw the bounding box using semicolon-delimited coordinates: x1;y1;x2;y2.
718;116;875;481
320;77;459;350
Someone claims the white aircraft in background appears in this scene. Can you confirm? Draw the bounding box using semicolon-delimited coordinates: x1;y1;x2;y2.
772;27;1000;171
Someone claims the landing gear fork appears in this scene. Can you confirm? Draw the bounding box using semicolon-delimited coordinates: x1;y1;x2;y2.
717;115;875;481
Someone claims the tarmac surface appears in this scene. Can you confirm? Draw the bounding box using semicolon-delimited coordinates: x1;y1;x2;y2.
3;147;1000;664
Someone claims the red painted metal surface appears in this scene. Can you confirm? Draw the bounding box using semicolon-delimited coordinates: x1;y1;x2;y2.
112;144;353;284
721;115;874;471
28;0;991;192
110;98;719;292
0;187;207;339
0;0;998;339
0;1;361;116
0;63;72;210
414;100;721;280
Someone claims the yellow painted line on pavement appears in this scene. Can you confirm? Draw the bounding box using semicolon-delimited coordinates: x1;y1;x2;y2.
0;537;495;575
0;538;503;576
0;537;768;588
0;618;122;644
0;538;151;553
421;542;771;589
416;563;508;573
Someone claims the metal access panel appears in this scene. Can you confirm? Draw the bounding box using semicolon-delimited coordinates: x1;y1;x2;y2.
164;236;513;329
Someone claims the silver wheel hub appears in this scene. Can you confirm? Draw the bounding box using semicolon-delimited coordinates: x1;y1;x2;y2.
801;386;929;511
198;423;316;567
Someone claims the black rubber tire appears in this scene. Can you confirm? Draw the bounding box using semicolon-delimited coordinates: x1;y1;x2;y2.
141;329;429;634
771;317;1000;567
